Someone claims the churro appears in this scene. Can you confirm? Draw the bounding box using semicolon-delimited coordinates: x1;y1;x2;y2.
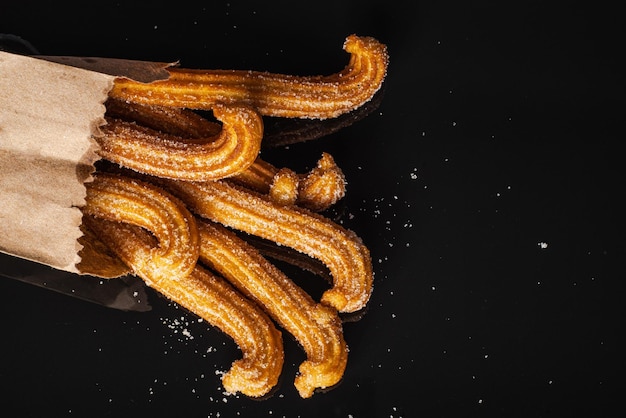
96;104;263;181
81;174;283;397
72;35;388;398
198;221;347;398
109;35;388;119
232;153;346;211
161;179;373;313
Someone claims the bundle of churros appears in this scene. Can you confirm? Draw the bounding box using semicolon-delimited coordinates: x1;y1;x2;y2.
77;35;388;398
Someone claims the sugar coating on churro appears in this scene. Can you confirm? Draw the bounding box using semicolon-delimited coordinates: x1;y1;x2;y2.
80;35;386;398
110;35;388;119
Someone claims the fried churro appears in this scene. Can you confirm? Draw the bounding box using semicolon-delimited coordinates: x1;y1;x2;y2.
161;179;373;313
72;34;388;398
109;35;388;119
198;221;347;398
96;104;263;181
232;153;346;211
81;174;283;397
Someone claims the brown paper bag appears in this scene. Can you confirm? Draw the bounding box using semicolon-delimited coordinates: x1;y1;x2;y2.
0;51;170;275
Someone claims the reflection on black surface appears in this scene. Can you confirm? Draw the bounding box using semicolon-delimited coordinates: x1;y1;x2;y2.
0;252;151;312
263;88;385;147
0;33;39;54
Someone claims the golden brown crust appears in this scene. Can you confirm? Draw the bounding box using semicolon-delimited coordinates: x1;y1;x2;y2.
76;36;386;398
96;104;263;181
109;35;388;119
268;167;300;206
198;221;347;398
297;153;346;211
81;174;283;397
104;97;221;138
82;173;199;282
232;153;346;211
161;179;373;313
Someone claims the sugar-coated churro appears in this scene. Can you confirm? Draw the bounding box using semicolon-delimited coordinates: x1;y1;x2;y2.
109;35;388;119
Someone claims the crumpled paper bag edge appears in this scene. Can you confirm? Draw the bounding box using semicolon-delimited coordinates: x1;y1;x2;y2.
0;51;175;277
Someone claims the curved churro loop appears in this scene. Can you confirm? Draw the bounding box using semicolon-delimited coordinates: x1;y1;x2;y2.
83;218;283;397
82;173;199;282
198;221;347;398
232;153;346;211
106;95;345;211
95;104;263;181
161;179;373;313
169;265;283;398
109;35;389;119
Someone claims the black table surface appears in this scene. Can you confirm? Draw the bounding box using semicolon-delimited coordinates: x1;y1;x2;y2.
1;1;624;417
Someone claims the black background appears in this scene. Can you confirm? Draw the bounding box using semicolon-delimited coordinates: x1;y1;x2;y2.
1;1;625;417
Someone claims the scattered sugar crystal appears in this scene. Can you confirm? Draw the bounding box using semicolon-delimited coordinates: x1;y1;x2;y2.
538;242;548;249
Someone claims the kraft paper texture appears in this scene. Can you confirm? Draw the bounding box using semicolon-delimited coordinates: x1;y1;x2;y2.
0;51;171;274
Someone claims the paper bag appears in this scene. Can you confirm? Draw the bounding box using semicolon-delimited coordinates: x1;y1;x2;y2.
0;51;170;275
